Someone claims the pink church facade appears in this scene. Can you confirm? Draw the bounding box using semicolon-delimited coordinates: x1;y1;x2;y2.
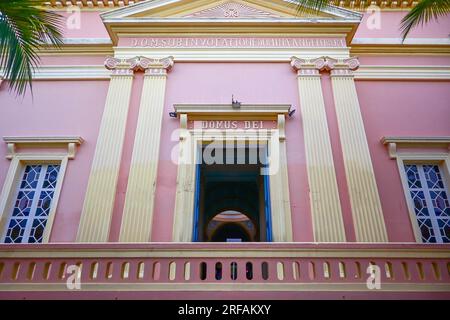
0;0;449;299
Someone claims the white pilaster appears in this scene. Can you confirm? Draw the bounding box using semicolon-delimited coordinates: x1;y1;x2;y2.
120;57;174;242
328;57;388;242
291;56;346;242
77;57;138;242
172;114;196;242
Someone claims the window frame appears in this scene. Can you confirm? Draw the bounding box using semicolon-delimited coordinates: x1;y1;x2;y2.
396;152;450;243
0;155;68;244
0;136;82;244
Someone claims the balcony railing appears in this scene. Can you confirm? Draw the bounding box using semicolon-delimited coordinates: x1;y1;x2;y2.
0;243;449;298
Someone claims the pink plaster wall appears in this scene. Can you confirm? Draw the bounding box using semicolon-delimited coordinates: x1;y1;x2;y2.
38;56;108;66
1;7;449;244
59;11;109;39
109;72;144;242
354;11;450;38
52;10;450;41
355;80;450;242
149;62;314;242
0;80;109;242
1;67;448;243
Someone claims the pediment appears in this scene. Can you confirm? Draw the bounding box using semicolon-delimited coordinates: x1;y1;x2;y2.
102;0;361;21
182;1;284;19
101;0;362;45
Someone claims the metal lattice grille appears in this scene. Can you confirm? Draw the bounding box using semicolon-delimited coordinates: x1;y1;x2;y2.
4;164;60;243
404;164;450;243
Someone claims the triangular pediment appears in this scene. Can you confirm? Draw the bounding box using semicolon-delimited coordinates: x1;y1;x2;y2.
101;0;362;45
182;1;284;19
102;0;362;21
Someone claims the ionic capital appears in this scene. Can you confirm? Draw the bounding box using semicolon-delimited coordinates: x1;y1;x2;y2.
324;56;360;77
104;57;140;76
291;56;326;76
140;56;174;76
291;56;360;77
104;56;174;76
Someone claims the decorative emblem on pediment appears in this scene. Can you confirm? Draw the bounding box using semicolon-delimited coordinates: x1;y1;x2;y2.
184;1;282;19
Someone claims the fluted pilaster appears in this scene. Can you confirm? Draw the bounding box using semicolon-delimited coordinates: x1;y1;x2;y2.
120;57;174;242
291;56;346;242
172;114;196;242
77;57;141;242
269;115;293;242
328;57;388;242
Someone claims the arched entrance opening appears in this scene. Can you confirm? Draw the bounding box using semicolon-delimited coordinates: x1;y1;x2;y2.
206;210;256;242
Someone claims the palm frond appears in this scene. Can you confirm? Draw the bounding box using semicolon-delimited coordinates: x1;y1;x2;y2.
0;0;64;96
292;0;332;15
400;0;450;41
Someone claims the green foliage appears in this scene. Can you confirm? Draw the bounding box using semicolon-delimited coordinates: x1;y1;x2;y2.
292;0;449;41
400;0;450;40
0;0;63;96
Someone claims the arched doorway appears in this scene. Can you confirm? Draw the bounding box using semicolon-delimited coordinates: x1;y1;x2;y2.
206;210;256;242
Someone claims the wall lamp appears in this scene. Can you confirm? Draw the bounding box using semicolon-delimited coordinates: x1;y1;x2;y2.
288;108;296;118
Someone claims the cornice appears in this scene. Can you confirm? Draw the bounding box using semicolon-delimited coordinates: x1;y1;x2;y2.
3;136;84;145
4;64;449;81
33;39;450;57
382;136;450;146
174;104;291;117
350;45;450;56
3;136;84;160
381;136;450;159
41;0;422;10
354;65;450;80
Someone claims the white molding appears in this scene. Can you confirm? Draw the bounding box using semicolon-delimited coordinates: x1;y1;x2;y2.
59;38;112;45
352;38;450;45
382;136;450;145
3;136;84;160
113;47;351;61
40;37;450;48
4;65;448;81
0;66;110;80
172;110;293;242
382;136;450;159
104;17;362;24
33;66;110;80
355;66;450;80
3;136;84;145
2;282;448;292
174;104;291;116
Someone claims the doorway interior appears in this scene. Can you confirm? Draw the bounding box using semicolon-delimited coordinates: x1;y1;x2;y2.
193;143;272;242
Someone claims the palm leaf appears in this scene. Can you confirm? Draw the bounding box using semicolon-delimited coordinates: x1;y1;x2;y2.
292;0;332;15
0;0;64;96
400;0;450;41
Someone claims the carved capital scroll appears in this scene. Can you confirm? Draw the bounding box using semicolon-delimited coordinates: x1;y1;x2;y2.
324;56;360;76
291;56;360;76
104;57;140;75
291;56;327;76
104;56;175;76
139;56;174;76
